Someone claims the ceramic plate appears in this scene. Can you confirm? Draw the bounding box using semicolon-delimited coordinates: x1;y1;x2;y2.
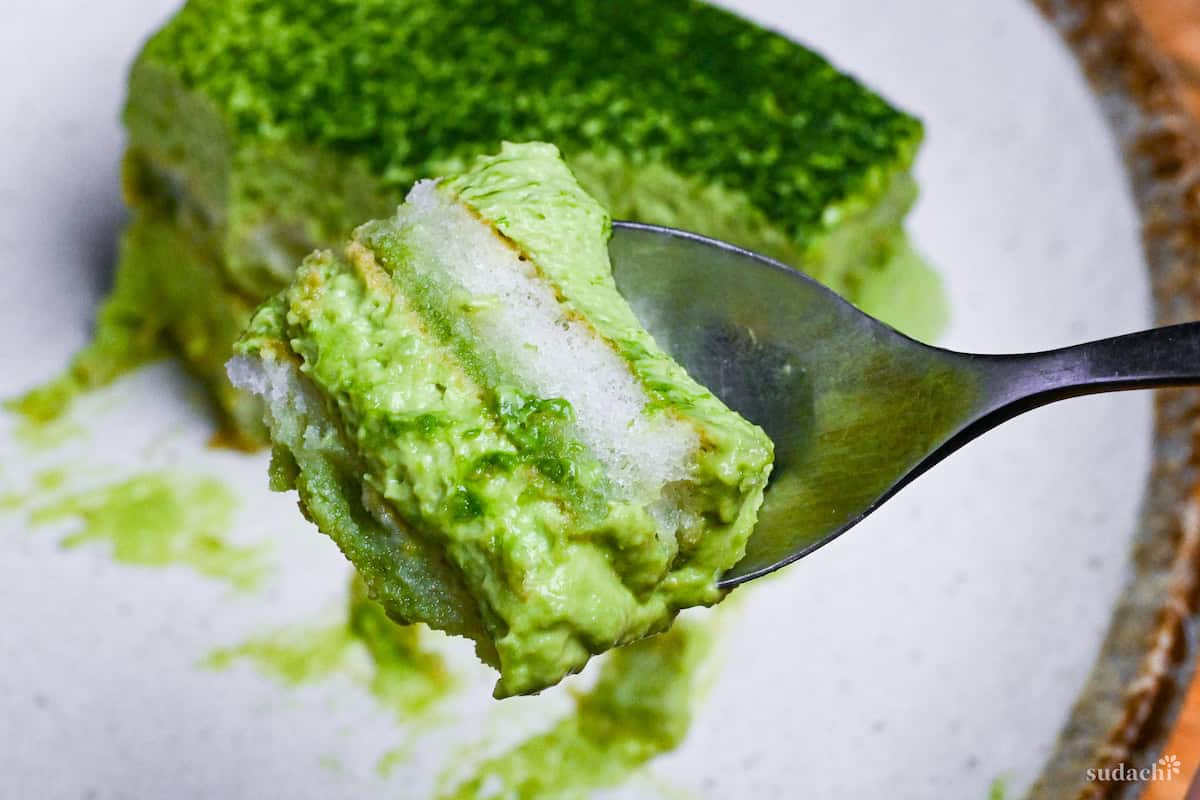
1;1;1191;798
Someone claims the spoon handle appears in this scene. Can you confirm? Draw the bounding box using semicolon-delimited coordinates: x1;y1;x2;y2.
975;321;1200;415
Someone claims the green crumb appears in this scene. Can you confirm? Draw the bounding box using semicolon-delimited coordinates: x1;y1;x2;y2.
988;776;1008;800
440;620;713;800
205;575;455;721
27;472;262;590
32;467;70;494
375;746;411;779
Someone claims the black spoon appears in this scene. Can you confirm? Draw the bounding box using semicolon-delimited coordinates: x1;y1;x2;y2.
609;221;1199;587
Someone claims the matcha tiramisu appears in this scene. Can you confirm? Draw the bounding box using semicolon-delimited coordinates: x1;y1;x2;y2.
12;0;934;447
228;143;773;696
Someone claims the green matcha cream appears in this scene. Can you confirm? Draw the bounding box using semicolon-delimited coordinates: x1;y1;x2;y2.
229;143;773;696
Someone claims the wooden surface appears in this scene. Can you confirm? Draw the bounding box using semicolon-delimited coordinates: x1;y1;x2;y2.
1142;671;1200;799
1131;0;1200;118
1128;3;1200;798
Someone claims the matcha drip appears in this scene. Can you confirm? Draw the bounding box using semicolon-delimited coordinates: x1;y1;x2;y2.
441;620;713;800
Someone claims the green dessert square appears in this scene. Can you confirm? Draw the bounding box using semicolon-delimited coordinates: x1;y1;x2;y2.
229;143;773;696
13;0;933;445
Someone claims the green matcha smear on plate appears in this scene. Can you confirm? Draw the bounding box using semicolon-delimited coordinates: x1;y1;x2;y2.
23;470;262;589
441;620;713;800
205;575;455;719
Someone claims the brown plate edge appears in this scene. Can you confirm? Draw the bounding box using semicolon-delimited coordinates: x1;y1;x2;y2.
1029;1;1200;798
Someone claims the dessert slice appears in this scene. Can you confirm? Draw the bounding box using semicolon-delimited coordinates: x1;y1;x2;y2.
12;0;935;445
228;143;773;696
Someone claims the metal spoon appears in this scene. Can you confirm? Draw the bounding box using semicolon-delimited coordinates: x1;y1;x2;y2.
609;221;1200;588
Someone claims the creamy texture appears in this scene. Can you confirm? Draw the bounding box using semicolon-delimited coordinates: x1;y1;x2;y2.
231;143;773;696
390;182;697;501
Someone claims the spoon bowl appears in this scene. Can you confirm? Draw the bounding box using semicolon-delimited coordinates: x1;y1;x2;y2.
609;221;1200;587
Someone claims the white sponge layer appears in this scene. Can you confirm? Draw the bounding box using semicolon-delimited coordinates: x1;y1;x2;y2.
227;354;303;413
396;181;698;501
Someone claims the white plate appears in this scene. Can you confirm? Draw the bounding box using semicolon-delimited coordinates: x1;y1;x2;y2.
0;0;1153;797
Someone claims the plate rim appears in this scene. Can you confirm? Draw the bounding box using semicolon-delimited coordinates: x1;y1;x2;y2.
1031;1;1200;797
